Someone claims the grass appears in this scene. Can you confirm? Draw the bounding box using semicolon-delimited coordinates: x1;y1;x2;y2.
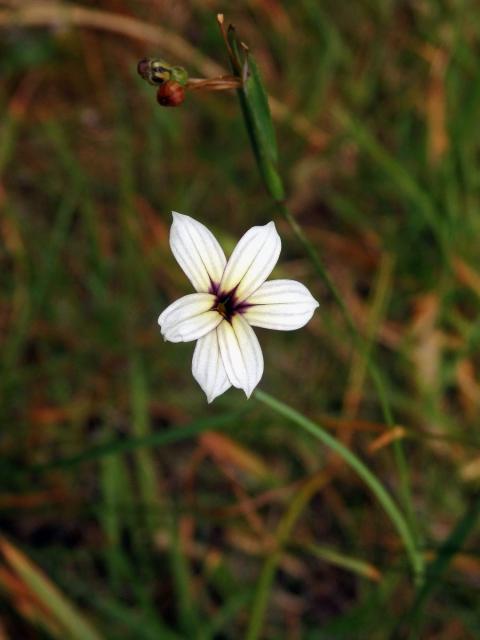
1;1;480;638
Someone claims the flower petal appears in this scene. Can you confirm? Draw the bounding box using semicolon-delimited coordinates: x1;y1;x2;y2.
192;328;231;403
217;315;264;398
158;293;215;331
164;312;222;343
170;212;227;292
158;293;221;342
219;221;281;303
242;279;319;330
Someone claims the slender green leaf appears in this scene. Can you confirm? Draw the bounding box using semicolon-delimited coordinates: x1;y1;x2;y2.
254;389;423;583
33;410;247;472
399;496;480;639
247;472;329;640
243;53;278;164
130;356;163;533
226;26;285;201
168;516;199;636
302;544;381;582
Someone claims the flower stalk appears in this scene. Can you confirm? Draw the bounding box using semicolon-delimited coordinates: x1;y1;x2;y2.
137;56;241;107
216;14;423;584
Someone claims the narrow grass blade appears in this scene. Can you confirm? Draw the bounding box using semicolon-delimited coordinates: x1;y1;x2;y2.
168;516;199;636
303;544;382;582
0;537;104;640
200;590;253;640
247;471;329;640
99;454;130;591
397;496;480;639
130;356;163;533
33;410;247;472
338;111;449;261
254;390;423;584
1;190;78;384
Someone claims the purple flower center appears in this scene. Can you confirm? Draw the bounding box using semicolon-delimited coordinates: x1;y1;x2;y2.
210;284;250;322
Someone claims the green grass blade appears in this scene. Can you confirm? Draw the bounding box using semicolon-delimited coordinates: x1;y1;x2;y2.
302;544;382;582
99;454;130;592
246;472;329;640
254;389;423;584
338;111;449;260
33;410;247;471
399;496;480;639
168;516;200;636
130;356;163;534
0;538;104;640
200;590;253;640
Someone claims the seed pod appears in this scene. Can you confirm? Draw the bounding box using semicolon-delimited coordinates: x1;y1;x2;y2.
156;81;185;107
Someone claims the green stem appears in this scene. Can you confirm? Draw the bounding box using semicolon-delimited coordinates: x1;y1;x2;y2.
277;201;351;323
33;410;246;472
254;389;424;585
226;23;422;581
278;199;418;545
236;69;418;548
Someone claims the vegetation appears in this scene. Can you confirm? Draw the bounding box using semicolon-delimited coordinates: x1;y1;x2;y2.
1;1;480;638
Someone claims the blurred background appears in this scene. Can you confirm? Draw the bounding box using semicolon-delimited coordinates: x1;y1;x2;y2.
1;1;480;638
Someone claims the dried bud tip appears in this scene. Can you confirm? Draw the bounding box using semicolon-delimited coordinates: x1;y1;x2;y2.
137;58;151;79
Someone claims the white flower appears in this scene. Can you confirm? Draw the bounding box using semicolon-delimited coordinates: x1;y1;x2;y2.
158;212;319;402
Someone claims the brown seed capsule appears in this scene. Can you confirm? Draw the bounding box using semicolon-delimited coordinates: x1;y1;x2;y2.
156;81;185;107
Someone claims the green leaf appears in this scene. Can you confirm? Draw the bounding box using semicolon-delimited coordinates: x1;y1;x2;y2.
226;26;284;201
254;389;424;583
303;544;382;582
168;516;200;636
397;496;480;639
33;409;247;471
243;53;278;165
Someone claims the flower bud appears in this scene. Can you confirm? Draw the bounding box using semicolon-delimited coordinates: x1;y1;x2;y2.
137;58;171;86
156;81;185;107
